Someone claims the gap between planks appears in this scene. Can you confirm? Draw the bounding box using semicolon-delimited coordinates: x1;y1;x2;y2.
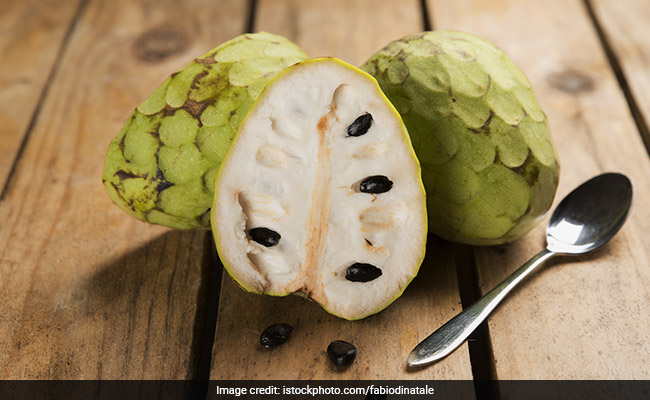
453;244;500;400
186;9;262;391
166;0;257;388
424;3;499;396
583;0;650;156
0;0;90;202
188;233;223;399
188;0;258;395
420;0;433;31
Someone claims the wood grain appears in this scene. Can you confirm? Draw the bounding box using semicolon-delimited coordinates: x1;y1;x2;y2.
590;0;650;150
0;0;81;191
254;0;424;66
210;0;474;382
0;0;247;379
429;0;650;379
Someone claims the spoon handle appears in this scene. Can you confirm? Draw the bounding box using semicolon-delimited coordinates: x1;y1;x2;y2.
408;248;556;367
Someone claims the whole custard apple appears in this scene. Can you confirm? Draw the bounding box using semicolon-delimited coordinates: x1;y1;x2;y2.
103;32;308;229
362;30;560;245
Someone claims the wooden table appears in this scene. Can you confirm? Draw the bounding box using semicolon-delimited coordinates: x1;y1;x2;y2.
1;0;649;392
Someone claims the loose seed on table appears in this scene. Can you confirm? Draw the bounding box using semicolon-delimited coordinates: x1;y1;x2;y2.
260;323;293;348
327;340;357;367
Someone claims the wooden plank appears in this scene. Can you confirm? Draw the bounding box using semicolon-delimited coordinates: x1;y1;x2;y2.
429;0;650;379
0;0;247;379
210;0;474;381
590;0;650;150
0;0;81;191
252;0;425;66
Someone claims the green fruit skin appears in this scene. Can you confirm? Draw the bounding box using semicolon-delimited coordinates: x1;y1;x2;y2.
362;30;560;245
103;32;308;229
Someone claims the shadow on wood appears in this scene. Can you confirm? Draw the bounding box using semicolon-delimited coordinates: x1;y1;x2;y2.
74;229;209;379
210;233;473;380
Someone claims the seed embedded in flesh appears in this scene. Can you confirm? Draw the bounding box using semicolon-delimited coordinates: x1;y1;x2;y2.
359;175;393;194
346;263;382;282
327;340;357;367
347;113;373;137
248;227;281;247
260;323;293;348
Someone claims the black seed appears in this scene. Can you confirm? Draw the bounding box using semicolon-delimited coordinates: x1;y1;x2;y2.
248;227;281;247
359;175;393;194
327;340;357;367
347;113;373;137
260;323;293;348
346;263;382;282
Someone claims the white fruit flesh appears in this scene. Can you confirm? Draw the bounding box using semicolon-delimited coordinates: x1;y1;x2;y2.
212;58;427;320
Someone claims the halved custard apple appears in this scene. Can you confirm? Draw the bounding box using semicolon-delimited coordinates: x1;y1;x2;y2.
102;32;307;229
211;58;427;320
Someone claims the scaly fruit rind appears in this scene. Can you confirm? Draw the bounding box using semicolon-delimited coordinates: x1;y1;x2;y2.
103;32;308;229
362;30;559;245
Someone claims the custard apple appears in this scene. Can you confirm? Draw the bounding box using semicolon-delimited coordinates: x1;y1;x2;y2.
212;58;427;320
103;32;308;229
362;30;560;245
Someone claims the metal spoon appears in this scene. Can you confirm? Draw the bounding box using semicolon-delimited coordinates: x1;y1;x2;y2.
408;172;633;367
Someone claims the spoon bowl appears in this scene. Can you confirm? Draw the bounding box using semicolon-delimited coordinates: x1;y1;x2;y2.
547;173;633;254
408;172;633;367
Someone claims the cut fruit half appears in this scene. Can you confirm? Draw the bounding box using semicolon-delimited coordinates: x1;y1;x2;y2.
212;58;427;320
